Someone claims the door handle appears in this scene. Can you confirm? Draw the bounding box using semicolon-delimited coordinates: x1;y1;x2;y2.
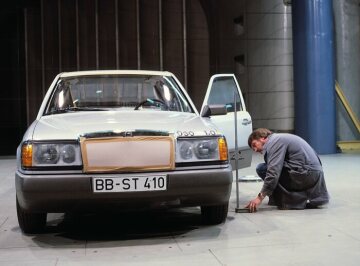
242;119;252;125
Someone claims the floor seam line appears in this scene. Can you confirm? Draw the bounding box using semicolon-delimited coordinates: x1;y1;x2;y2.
172;234;183;252
208;248;224;266
0;217;8;229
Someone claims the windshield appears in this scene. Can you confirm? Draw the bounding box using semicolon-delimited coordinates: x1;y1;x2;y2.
44;75;194;115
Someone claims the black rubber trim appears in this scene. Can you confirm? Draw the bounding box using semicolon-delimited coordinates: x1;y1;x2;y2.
175;160;228;167
22;165;83;171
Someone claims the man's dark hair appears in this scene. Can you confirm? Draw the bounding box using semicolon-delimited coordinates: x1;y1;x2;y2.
248;128;273;147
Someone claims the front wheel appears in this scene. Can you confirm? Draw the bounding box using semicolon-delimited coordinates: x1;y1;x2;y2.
16;197;46;234
201;202;229;225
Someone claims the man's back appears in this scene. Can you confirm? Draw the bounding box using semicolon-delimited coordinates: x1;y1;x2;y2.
265;133;322;172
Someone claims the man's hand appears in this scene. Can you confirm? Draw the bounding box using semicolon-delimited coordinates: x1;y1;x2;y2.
245;196;263;213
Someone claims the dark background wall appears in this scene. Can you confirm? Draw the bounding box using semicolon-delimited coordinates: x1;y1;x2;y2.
0;2;27;156
0;0;213;156
23;0;216;121
2;0;247;156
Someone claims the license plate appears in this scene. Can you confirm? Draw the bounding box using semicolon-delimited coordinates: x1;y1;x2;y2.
92;175;167;193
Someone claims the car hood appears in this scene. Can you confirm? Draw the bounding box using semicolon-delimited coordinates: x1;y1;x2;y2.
31;111;220;140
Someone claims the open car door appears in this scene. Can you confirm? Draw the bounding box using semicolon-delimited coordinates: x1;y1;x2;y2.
200;74;252;169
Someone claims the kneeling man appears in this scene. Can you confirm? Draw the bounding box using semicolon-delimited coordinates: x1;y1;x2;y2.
246;128;329;213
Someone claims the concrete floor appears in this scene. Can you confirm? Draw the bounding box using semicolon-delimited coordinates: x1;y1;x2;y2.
0;152;360;266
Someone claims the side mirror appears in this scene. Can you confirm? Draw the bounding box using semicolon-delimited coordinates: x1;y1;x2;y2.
201;104;227;117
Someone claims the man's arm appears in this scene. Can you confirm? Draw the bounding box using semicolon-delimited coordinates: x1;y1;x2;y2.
260;138;287;196
246;137;287;212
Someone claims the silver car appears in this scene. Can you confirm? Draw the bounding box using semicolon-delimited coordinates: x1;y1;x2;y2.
15;70;252;233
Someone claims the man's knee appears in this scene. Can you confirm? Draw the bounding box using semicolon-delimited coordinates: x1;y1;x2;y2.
256;163;267;180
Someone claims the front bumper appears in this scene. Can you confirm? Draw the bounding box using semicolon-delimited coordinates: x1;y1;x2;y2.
16;166;233;213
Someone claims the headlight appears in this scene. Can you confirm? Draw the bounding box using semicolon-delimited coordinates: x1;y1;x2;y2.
61;145;77;163
176;137;228;163
21;141;82;168
179;141;193;160
35;144;60;164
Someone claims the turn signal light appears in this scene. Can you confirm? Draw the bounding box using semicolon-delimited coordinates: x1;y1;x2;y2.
218;137;228;161
21;143;33;167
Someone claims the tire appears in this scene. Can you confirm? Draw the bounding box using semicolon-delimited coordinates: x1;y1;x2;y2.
201;202;229;225
16;197;46;234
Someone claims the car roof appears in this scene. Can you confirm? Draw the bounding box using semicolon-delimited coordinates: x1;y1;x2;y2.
59;70;173;78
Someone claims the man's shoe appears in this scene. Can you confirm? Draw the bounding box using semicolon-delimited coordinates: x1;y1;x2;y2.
306;203;319;209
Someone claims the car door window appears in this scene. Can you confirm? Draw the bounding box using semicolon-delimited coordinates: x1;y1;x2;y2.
207;77;243;112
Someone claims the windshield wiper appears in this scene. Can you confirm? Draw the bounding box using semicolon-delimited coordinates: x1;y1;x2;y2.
46;106;106;115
